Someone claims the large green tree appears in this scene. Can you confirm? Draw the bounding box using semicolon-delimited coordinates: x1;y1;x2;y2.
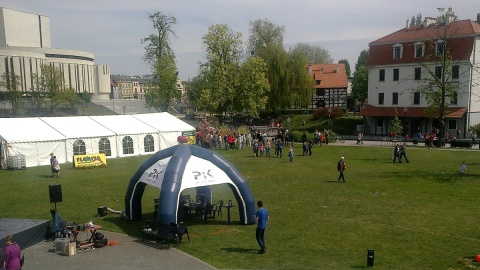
142;11;180;111
234;56;270;118
286;48;314;108
351;66;369;107
199;24;243;123
289;43;333;64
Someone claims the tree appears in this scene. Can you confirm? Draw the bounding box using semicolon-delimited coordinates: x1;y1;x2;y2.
34;64;66;112
233;56;270;118
351;50;369;107
354;49;369;71
412;8;477;143
247;19;290;112
145;53;180;111
199;24;243;123
0;73;21;114
286;48;314;108
289;43;333;64
390;109;403;139
141;11;179;111
338;59;351;77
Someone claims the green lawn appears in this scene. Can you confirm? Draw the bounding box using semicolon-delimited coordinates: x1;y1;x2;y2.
1;144;480;269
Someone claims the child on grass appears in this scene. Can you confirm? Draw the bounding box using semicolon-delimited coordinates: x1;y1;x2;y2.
288;146;294;162
459;161;467;176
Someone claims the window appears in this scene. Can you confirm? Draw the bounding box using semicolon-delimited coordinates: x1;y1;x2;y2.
392;93;398;105
452;65;459;79
435;66;442;78
414;67;421;80
413;92;420;105
378;93;384;105
73;140;86;155
393;44;403;59
379;69;385;81
414;42;424;58
450;91;458;105
448;119;457;130
316;80;321;85
122;136;134;154
435;41;445;56
144;135;155;152
99;138;111;157
393;69;399;81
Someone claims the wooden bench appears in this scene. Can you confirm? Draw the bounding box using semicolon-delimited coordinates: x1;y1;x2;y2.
141;222;190;247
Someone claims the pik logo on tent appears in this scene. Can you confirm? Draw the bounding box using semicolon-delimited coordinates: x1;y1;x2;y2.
192;169;213;180
148;169;163;179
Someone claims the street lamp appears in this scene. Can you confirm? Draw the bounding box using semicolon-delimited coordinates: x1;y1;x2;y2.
328;107;332;126
122;105;126;115
403;106;408;142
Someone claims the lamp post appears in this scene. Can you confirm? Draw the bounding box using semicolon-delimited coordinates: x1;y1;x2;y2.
122;105;126;115
403;106;408;142
328;107;332;126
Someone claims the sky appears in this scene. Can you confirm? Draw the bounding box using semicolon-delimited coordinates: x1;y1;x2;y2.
1;0;478;81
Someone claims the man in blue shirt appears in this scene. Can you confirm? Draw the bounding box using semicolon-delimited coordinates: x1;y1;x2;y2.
254;200;269;254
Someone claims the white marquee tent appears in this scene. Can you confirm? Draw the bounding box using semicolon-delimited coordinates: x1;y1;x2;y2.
0;113;196;168
133;113;196;149
90;115;160;157
0;117;66;167
40;116;118;164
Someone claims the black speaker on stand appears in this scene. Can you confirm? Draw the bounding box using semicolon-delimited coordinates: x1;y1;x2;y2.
49;184;62;211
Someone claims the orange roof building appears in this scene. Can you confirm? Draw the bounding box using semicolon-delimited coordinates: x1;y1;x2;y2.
307;64;348;109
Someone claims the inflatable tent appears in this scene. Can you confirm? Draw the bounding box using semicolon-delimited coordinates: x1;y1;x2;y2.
125;144;256;225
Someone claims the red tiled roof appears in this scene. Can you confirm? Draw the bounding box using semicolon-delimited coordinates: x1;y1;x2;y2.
358;105;466;118
308;64;348;89
367;19;480;66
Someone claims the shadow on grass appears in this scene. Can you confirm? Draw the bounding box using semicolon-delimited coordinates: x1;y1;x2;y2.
221;247;258;254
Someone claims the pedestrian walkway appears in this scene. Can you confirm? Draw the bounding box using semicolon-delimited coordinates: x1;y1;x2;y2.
22;231;216;270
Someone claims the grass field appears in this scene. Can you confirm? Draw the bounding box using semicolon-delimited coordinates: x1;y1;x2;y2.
1;143;480;269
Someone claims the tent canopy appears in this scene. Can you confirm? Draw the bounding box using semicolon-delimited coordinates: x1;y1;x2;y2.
0;113;195;168
125;145;256;225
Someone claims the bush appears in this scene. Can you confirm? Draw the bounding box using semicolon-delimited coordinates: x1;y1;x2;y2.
312;107;345;120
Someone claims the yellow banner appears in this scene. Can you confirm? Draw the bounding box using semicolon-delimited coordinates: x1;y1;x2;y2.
73;153;107;168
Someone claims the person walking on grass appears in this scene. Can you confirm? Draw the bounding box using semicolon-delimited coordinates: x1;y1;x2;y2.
337;156;346;183
288;146;294;162
399;143;409;163
254;200;269;254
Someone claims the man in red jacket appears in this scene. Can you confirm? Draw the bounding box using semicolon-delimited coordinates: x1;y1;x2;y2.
337;157;346;183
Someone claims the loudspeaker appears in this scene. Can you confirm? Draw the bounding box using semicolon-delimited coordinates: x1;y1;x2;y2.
49;184;62;203
367;249;375;267
97;206;107;217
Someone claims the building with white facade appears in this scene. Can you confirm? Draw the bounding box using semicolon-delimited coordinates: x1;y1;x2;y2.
0;7;111;100
360;12;480;138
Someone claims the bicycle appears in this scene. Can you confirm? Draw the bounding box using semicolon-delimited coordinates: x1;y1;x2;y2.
336;135;346;143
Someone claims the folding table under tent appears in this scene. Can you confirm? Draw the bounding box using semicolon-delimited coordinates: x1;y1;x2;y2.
125;144;256;225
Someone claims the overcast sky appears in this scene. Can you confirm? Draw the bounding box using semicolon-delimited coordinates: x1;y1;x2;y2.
1;1;478;80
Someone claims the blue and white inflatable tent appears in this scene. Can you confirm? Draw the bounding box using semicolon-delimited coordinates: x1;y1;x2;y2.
124;144;256;225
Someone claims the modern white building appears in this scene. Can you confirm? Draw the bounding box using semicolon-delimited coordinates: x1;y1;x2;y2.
360;12;480;138
0;7;111;100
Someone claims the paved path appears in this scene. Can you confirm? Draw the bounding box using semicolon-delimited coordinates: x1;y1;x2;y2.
22;231;216;270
